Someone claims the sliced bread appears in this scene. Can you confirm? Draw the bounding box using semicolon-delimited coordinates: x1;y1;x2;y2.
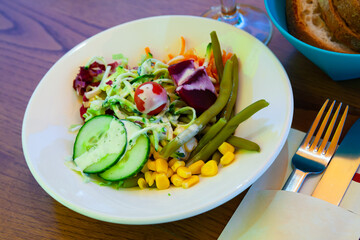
318;0;360;52
286;0;358;53
333;0;360;34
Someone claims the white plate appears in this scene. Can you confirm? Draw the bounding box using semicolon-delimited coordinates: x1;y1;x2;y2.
22;15;293;224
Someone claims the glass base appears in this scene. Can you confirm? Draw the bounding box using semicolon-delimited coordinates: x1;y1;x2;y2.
202;4;273;45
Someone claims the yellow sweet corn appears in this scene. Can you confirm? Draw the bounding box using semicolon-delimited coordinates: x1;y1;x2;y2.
182;175;200;188
147;160;156;171
166;167;174;178
220;151;235;166
153;150;162;160
171;160;185;172
156;173;170;190
168;158;178;167
218;142;235;155
137;177;147;189
155;158;168;173
144;171;156;187
188;160;205;175
177;166;192;179
201;160;218;177
171;174;184;187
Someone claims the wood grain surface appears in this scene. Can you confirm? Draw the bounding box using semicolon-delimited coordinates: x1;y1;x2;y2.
1;0;360;239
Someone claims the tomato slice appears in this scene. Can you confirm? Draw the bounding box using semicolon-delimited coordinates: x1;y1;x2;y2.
134;82;168;115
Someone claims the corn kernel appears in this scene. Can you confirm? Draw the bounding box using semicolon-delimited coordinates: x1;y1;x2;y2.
170;174;184;187
188;160;205;175
168;158;178;167
147;160;156;171
166;167;174;178
153;151;162;160
201;160;218;176
137;178;147;189
155;158;168;173
171;160;185;172
145;171;156;186
220;151;235;166
177;166;192;178
218;142;235;155
182;175;200;188
184;137;198;152
156;173;170;190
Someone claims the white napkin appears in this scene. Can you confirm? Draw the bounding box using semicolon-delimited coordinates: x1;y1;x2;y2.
219;129;360;240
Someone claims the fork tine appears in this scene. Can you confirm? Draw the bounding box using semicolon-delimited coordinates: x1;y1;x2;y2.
324;105;349;158
317;102;342;153
302;99;329;148
308;100;336;151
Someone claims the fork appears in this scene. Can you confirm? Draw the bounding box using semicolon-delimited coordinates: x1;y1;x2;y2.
282;99;348;192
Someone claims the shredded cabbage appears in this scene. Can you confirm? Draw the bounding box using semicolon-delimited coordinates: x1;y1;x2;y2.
78;53;197;154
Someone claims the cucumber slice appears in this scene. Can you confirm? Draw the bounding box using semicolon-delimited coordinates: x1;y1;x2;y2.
73;115;127;173
99;120;150;181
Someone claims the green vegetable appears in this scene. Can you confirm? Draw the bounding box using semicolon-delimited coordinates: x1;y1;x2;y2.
99;120;150;181
203;42;213;67
73;115;127;173
130;74;155;84
187;99;269;165
210;31;224;81
120;174;144;188
189;118;227;159
211;151;222;164
160;59;234;159
221;55;239;120
226;136;260;152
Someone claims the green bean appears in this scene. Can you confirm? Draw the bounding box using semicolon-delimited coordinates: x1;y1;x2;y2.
187;99;269;165
226;136;260;152
160;60;233;158
199;125;211;135
210;31;224;81
221;55;239;120
189;118;227;159
211;151;222;164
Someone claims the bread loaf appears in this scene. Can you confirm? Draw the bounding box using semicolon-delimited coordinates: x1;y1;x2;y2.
318;0;360;52
333;0;360;34
286;0;360;54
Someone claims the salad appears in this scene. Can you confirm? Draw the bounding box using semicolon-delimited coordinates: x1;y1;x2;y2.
69;31;269;190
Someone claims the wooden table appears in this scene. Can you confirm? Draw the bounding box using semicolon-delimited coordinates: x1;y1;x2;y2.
1;0;359;239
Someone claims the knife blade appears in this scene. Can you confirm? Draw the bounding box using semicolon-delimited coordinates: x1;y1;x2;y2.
311;119;360;205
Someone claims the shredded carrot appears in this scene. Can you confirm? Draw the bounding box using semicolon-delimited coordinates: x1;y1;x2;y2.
198;58;205;66
145;47;151;55
168;54;174;60
179;36;186;56
222;50;227;63
224;52;233;64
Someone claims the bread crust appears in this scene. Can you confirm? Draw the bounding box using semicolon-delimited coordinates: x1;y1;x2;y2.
333;0;360;34
318;0;360;52
286;0;357;53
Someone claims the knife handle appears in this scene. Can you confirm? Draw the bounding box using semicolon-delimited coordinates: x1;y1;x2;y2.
282;169;309;192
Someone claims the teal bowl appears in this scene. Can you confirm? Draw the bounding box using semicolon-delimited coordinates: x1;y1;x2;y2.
264;0;360;81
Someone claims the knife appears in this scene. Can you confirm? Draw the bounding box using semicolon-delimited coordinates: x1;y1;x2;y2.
311;119;360;205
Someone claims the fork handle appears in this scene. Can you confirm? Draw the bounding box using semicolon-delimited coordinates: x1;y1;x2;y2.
282;169;309;192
